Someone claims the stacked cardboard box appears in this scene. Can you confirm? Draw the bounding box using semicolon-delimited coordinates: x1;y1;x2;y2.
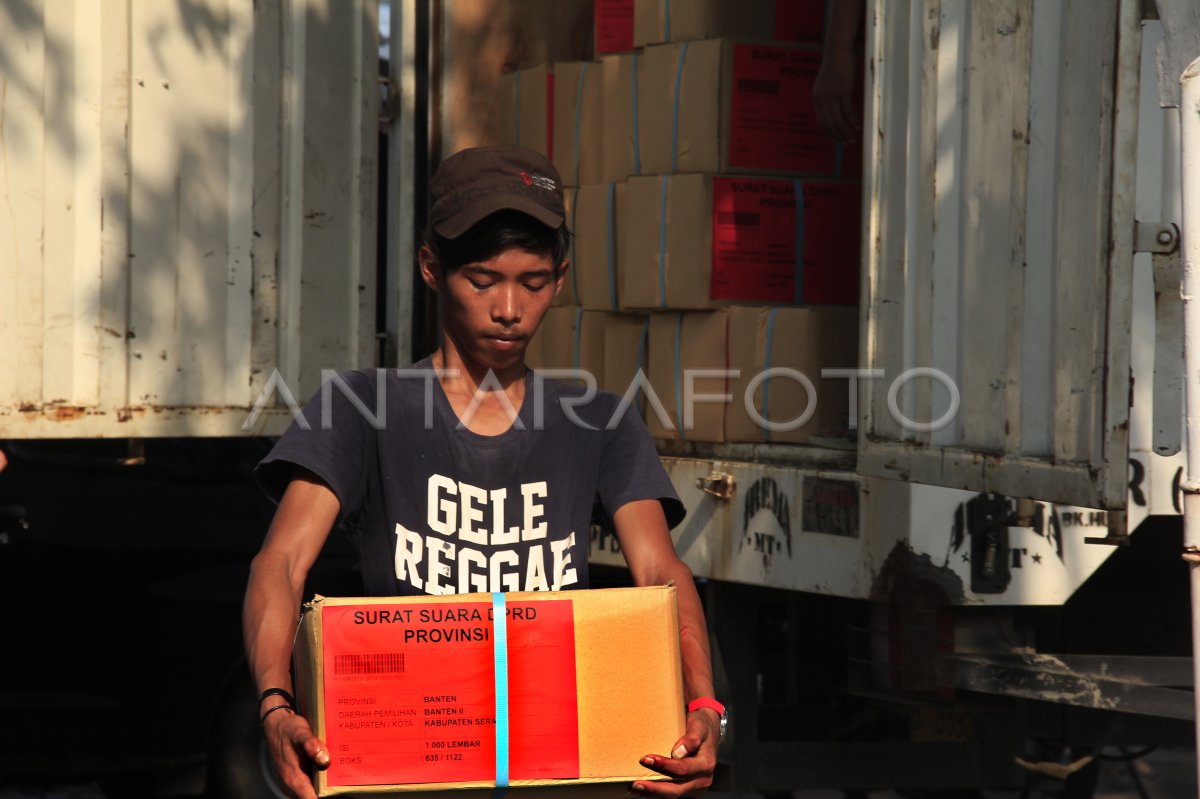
644;307;857;444
519;0;860;446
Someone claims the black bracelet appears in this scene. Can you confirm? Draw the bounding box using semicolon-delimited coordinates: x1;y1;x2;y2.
258;687;296;707
261;703;296;725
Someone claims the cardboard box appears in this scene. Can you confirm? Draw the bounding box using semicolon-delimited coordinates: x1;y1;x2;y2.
602;313;650;401
496;65;553;161
646;311;730;442
552;62;603;187
295;587;684;797
622;174;861;310
526;307;605;386
600;53;643;184
646;307;858;443
595;0;635;55
638;38;862;178
725;306;859;444
572;183;625;310
634;0;825;47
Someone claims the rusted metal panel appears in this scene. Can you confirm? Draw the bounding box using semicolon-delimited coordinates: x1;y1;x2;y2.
0;0;378;438
860;0;1140;511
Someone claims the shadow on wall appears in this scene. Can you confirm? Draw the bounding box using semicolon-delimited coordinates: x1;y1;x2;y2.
0;0;377;436
440;0;593;153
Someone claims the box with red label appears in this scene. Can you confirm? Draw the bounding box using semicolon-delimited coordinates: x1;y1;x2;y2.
294;587;684;797
634;0;824;47
595;0;635;55
621;174;861;310
496;65;554;162
638;38;862;178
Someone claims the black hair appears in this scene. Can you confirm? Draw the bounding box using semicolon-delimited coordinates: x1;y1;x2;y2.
423;210;572;273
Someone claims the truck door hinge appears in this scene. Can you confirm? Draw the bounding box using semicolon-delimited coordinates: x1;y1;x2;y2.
696;472;735;500
1134;221;1179;254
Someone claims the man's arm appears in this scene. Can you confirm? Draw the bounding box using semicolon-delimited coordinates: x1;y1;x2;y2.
244;472;340;799
613;498;718;798
813;0;865;142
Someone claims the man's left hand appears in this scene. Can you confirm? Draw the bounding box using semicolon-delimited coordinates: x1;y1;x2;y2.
631;709;719;797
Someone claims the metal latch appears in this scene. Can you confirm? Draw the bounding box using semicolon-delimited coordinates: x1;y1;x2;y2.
1134;221;1179;254
696;472;735;500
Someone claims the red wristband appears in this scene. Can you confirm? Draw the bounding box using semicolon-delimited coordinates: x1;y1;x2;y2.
687;697;725;716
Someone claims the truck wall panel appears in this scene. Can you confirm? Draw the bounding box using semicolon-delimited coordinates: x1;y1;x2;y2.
0;0;378;438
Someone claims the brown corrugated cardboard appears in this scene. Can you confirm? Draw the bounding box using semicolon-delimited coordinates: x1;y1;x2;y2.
595;0;635;55
726;306;859;444
552;62;603;187
496;65;553;161
600;53;642;184
634;0;824;47
601;312;650;403
646;311;733;442
295;587;684;797
573;183;625;310
527;307;605;386
638;38;862;178
622;174;861;310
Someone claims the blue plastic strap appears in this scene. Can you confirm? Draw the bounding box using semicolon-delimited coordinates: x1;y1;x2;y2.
631;53;643;175
793;179;806;304
669;42;689;172
657;176;669;308
673;314;686;440
664;0;672;40
606;183;619;310
762;308;779;442
569;191;580;303
513;72;521;145
573;307;584;374
492;593;510;796
573;63;590;186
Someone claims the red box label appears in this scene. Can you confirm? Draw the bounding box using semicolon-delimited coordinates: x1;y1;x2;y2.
321;600;579;787
773;0;825;43
595;0;635;54
727;44;861;176
711;177;859;304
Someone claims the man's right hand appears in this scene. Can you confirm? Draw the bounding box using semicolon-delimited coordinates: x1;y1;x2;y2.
263;708;331;799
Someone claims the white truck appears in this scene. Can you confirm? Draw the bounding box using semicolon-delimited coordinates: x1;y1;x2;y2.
0;0;1195;795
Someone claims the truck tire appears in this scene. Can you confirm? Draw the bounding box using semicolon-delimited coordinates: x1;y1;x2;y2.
206;673;289;799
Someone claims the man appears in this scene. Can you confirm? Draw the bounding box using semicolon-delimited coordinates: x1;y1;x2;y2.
243;145;722;798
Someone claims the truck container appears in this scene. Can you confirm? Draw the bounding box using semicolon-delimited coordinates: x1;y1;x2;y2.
1;0;1196;795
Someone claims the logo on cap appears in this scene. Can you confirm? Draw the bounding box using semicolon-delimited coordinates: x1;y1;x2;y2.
519;172;557;192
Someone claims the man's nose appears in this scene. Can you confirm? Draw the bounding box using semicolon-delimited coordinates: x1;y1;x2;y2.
492;283;521;325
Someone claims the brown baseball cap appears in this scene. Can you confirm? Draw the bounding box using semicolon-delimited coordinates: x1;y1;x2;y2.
428;145;565;239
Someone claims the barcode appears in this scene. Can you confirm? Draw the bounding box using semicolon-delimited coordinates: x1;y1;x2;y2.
717;212;761;226
334;652;406;675
737;78;780;95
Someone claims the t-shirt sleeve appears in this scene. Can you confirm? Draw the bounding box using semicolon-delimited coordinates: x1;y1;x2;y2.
596;400;686;530
254;370;376;521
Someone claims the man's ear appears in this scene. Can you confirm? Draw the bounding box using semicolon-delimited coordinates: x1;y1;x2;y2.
419;245;441;292
553;259;570;297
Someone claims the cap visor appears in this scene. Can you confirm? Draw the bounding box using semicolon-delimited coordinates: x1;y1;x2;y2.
434;193;564;239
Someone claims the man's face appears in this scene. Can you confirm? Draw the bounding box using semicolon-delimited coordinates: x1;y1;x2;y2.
436;248;563;372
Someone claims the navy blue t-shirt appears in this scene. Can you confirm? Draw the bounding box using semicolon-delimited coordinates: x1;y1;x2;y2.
256;359;683;596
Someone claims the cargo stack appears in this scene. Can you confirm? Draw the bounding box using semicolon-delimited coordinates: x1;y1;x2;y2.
532;0;862;446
